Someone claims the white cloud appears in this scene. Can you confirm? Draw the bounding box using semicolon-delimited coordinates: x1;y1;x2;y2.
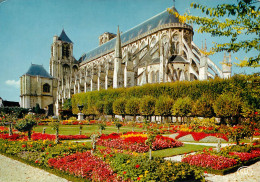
5;80;20;88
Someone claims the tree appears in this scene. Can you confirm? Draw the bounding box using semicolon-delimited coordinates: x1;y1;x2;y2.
213;93;242;124
192;95;215;118
125;97;140;121
104;100;113;116
49;119;60;144
15;114;37;140
172;97;192;123
169;0;260;67
140;96;156;121
113;98;127;119
114;118;123;133
63;99;72;110
155;96;174;123
96;101;104;116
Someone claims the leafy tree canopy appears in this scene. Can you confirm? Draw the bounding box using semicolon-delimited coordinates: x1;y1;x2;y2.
168;0;260;67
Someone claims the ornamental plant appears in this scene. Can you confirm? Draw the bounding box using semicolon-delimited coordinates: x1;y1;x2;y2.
140;95;156;121
15;114;37;140
155;96;174;123
114;118;123;133
192;95;215;117
125;97;140;121
172;97;192;123
213;93;242;124
48;121;60;144
113;98;127;119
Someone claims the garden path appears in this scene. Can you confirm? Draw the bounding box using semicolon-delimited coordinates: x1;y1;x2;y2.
0;154;68;182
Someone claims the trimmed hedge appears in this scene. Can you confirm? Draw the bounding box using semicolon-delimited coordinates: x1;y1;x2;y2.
71;74;260;116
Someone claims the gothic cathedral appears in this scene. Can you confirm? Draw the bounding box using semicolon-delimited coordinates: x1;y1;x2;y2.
20;7;232;115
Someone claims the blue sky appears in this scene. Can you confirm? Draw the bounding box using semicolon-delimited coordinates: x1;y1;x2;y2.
0;0;258;102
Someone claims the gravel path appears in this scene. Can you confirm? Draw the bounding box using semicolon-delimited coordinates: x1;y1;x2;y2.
0;154;68;182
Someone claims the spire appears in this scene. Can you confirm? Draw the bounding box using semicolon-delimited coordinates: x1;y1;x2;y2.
204;39;207;51
201;40;204;51
115;26;122;58
58;29;73;43
223;52;227;63
228;52;231;63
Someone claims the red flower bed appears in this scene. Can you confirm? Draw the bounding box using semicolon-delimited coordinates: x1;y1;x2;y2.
0;132;89;141
31;133;89;140
97;133;183;153
229;150;260;161
175;131;228;141
0;133;23;141
48;151;119;181
182;153;237;170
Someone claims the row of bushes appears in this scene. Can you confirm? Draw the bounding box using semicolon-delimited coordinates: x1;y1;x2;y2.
71;74;259;120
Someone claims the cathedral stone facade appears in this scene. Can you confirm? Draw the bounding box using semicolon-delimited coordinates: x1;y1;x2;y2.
21;7;231;115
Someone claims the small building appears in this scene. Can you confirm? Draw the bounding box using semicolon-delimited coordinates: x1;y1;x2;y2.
20;64;57;112
0;97;20;107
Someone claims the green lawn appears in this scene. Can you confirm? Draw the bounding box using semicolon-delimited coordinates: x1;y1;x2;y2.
33;125;144;135
150;144;211;158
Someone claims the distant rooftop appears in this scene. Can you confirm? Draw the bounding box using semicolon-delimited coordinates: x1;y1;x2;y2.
24;64;52;78
58;29;73;43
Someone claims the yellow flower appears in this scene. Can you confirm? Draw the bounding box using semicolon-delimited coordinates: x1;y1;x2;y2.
127;160;130;164
139;175;143;178
143;153;146;156
167;162;171;166
182;171;185;175
175;163;179;166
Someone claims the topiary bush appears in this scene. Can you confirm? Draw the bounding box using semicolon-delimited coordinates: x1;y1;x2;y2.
15;115;37;140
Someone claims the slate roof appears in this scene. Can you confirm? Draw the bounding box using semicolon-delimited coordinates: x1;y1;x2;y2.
25;64;52;78
169;55;189;63
82;7;180;63
2;100;20;107
59;29;73;43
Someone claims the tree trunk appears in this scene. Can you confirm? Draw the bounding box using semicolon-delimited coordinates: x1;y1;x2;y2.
9;123;13;136
55;129;59;144
28;130;32;140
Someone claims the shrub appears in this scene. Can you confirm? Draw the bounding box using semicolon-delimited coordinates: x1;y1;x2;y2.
15;115;37;140
125;97;140;121
113;98;127;118
172;97;192;123
192;95;215;117
140;96;156;120
213;93;242;124
155;96;174;123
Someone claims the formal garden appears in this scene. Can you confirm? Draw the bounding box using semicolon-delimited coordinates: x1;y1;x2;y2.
0;74;259;181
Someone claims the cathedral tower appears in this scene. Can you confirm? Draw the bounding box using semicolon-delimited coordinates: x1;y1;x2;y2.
50;29;76;80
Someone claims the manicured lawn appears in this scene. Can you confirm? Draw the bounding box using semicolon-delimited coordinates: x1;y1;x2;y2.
33;125;144;135
150;144;212;158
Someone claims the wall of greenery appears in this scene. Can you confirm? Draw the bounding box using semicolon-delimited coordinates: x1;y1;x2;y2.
71;74;260;118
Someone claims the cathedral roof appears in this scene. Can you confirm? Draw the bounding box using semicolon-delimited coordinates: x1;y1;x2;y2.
82;7;181;63
59;29;73;43
25;64;52;78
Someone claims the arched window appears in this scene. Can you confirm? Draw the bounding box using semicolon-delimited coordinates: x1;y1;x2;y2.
43;83;50;93
156;71;159;83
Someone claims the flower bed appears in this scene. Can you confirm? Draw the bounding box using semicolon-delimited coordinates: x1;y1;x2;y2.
48;151;118;181
31;133;90;140
229;150;260;161
97;132;183;153
0;131;89;141
175;131;228;141
182;153;237;170
182;146;260;173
